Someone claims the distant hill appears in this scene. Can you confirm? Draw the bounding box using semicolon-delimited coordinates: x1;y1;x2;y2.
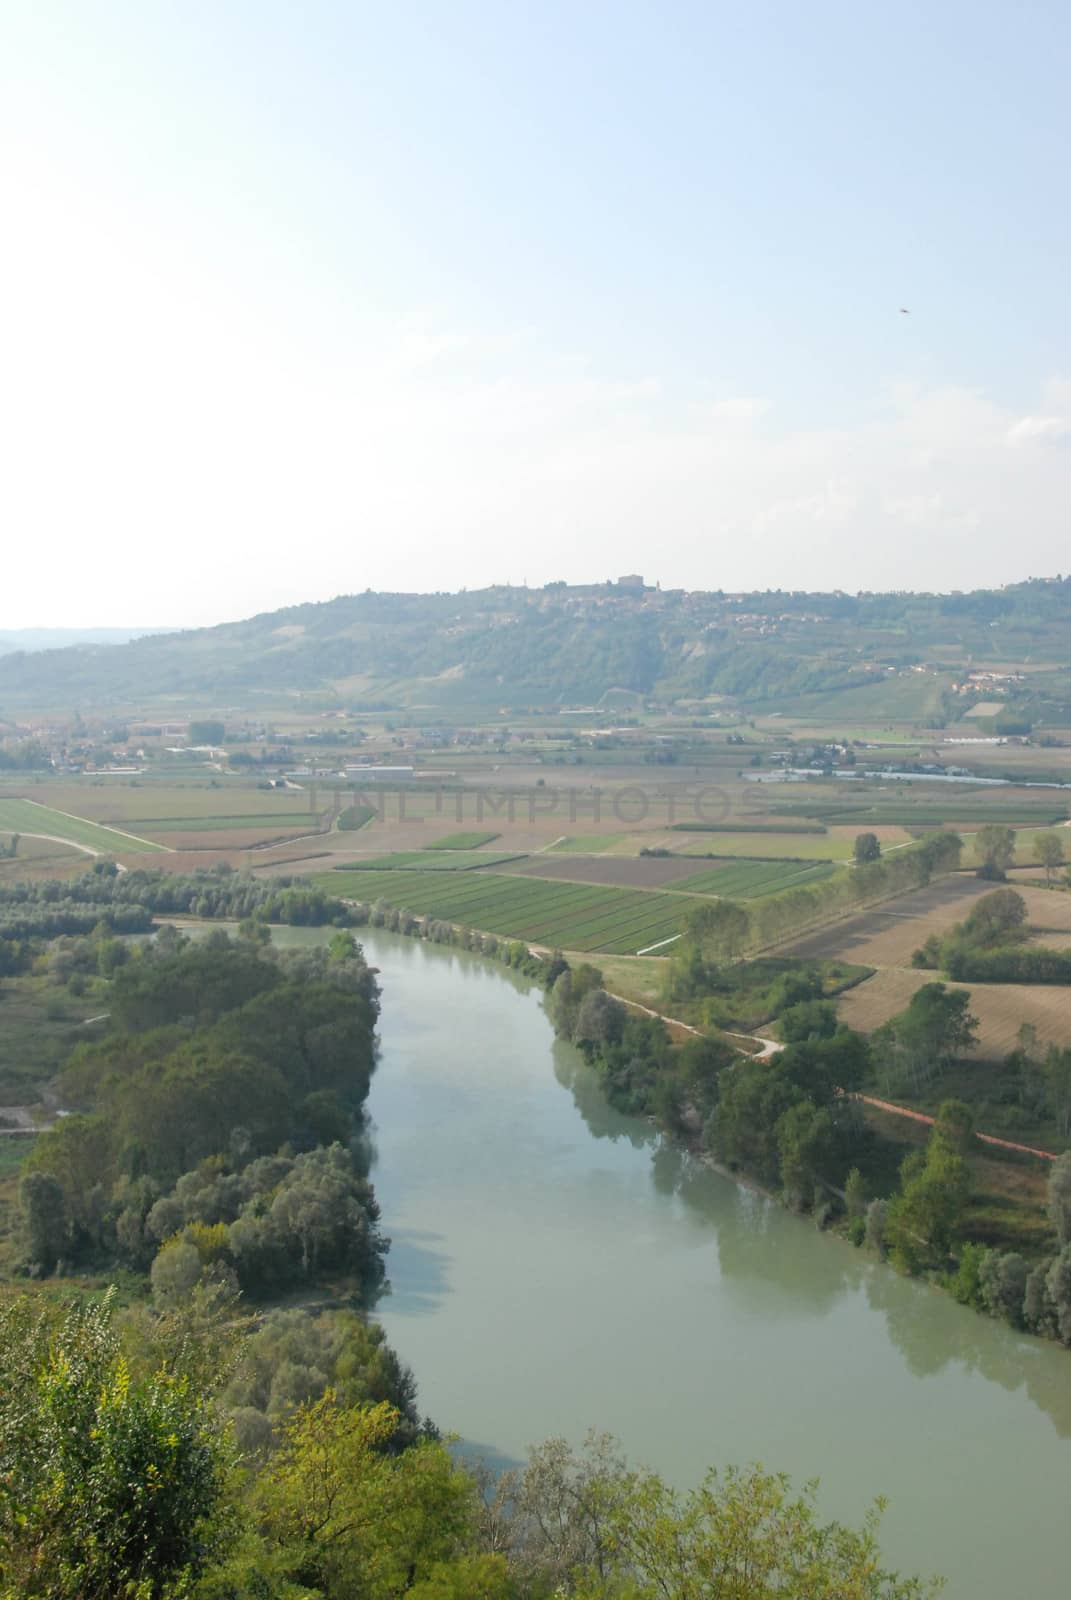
0;627;172;657
1;580;1070;718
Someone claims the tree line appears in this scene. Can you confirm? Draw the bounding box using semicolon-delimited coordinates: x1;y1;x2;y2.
18;928;382;1303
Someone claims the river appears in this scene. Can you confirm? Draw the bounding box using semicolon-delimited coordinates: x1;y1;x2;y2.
271;925;1069;1596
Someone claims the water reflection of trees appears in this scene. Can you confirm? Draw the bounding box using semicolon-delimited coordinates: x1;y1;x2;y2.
553;1033;1071;1437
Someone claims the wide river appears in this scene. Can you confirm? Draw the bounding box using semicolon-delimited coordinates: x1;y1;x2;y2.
274;924;1070;1597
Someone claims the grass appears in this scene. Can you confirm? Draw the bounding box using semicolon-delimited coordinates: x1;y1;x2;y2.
0;974;111;1105
426;831;500;849
674;860;838;898
336;850;525;871
318;869;696;955
134;813;320;832
0;798;166;854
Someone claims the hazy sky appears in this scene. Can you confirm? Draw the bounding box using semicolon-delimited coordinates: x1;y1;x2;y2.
3;1;1070;628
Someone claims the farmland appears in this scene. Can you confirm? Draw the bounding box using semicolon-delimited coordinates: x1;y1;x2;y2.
319;868;696;954
838;966;1071;1060
514;852;837;898
338;850;525;871
0;798;166;854
425;831;500;849
0;834;86;883
671;830;852;859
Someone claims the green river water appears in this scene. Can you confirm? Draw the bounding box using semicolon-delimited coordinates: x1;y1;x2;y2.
274;925;1069;1595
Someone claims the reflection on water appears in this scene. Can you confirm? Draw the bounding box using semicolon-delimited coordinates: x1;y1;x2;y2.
554;1024;1071;1437
267;922;1071;1600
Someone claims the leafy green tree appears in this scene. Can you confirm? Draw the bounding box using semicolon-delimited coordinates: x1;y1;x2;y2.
1047;1150;1071;1245
853;831;881;864
886;1104;973;1272
973;824;1016;879
544;1449;941;1599
0;1293;230;1599
779;999;837;1043
1034;829;1066;884
683;899;750;966
845;1166;866;1218
252;1394;474;1598
18;1171;68;1273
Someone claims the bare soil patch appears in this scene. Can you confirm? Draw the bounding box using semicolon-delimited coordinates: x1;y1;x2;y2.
782;875;993;966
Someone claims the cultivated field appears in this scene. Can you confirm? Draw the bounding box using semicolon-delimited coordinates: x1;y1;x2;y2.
0;834;86;884
839;967;1071;1058
0;798;166;855
671;830;852;860
338;850;526;872
513;852;837;898
318;868;696;954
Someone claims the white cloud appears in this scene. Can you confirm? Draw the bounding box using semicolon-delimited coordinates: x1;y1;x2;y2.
1;145;1068;623
1007;415;1071;446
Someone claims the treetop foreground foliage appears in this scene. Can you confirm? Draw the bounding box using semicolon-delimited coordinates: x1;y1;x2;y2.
0;1293;942;1599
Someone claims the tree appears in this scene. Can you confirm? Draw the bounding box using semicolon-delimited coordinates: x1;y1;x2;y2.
973;824;1016;879
1034;829;1066;884
562;1454;940;1599
1048;1150;1071;1245
253;1394;475;1598
0;1293;230;1599
853;831;881;865
886;1104;973;1271
188;719;225;745
962;887;1027;944
683;899;750;966
845;1166;866;1218
573;989;626;1049
19;1171;68;1273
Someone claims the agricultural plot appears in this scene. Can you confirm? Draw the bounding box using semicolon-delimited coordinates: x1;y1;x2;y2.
672;860;837;897
32;783;322;824
134;813;320;832
672;831;850;860
514;854;836;898
338;850;525;871
318;869;695;954
838;968;1071;1059
514;855;720;888
0;798;166;855
548;834;622;853
0;834;86;883
426;831;500;849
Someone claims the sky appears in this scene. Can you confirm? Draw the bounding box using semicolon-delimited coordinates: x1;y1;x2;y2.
2;0;1070;628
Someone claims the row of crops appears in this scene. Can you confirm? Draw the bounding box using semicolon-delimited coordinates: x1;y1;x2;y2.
321;869;694;955
340;850;526;871
673;860;837;897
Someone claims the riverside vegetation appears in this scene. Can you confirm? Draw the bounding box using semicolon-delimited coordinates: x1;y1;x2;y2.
0;879;942;1597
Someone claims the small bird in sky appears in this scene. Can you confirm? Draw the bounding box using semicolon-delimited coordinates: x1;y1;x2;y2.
899;307;910;314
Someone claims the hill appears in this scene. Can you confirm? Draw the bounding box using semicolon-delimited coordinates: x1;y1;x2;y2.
2;578;1071;715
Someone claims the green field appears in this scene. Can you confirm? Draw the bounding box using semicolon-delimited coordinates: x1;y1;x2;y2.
674;860;838;897
338;850;525;871
319;869;695;955
426;831;500;849
133;812;320;832
0;798;166;854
